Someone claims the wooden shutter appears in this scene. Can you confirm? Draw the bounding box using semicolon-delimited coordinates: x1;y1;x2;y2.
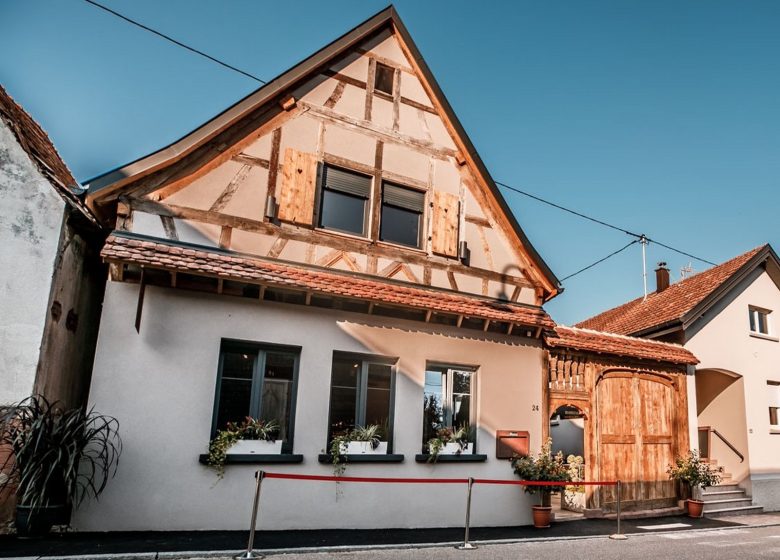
277;148;318;225
431;190;460;257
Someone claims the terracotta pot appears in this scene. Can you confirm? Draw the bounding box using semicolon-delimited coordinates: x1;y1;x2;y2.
687;499;704;518
532;505;552;528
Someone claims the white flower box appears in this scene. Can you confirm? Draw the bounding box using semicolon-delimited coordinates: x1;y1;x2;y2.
439;442;473;455
227;439;283;455
341;441;388;455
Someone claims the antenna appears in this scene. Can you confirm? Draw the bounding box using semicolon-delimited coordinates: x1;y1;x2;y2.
640;235;649;300
680;262;694;279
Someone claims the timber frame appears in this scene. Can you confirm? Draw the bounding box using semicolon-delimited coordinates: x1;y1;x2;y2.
83;6;561;302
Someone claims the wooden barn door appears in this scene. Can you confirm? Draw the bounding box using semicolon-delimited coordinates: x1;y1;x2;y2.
596;372;679;510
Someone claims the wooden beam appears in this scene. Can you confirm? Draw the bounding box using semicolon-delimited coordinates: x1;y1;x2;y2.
135;269;146;333
506;323;514;335
218;226;232;249
483;319;490;332
259;285;266;300
267;237;288;259
217;278;224;294
367;302;375;314
465;214;492;228
305;291;312;305
160;216;179;241
280;95;297;111
170;270;177;288
210;164;251;212
370;140;383;241
456;315;464;328
265;128;282;213
425;309;433;322
232;153;270;169
365;57;376;121
324;81;346;109
126;198;534;288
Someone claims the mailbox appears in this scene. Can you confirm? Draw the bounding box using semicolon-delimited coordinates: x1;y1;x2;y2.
495;430;529;459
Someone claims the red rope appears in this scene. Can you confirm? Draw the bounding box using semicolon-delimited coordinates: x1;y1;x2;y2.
261;472;617;486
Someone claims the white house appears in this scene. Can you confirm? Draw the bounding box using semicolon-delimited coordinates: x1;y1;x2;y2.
579;245;780;514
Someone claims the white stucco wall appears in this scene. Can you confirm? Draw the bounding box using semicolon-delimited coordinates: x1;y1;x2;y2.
687;269;780;510
0;120;64;405
75;281;546;531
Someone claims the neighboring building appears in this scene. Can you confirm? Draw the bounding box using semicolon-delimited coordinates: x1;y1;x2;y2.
579;245;780;513
0;85;105;410
0;85;106;522
70;7;697;531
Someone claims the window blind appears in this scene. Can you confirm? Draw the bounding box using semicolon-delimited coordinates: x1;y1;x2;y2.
324;166;371;198
383;183;425;212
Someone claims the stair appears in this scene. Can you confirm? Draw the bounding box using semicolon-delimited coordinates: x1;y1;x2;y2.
699;469;764;517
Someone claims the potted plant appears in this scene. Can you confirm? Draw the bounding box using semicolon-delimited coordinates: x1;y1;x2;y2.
207;418;280;477
426;425;471;463
511;438;572;528
329;424;387;476
667;450;723;518
0;396;122;536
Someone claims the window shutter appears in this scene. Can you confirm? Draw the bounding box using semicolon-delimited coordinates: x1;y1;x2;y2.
431;190;460;257
383;183;425;212
278;148;318;225
323;166;371;198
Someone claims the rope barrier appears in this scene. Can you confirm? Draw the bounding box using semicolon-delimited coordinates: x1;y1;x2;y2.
236;470;627;558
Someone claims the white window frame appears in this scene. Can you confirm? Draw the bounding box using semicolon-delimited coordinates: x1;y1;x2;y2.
768;381;780;434
749;306;774;338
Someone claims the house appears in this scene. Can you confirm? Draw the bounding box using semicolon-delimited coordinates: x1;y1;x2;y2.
72;7;697;530
578;245;780;514
0;85;106;520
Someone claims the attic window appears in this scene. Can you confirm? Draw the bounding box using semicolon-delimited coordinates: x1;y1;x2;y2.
749;306;772;336
374;63;395;95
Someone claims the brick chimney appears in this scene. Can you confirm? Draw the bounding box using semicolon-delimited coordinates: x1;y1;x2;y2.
655;262;670;293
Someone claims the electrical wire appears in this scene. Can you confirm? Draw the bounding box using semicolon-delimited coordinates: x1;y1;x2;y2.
82;0;266;84
560;240;640;281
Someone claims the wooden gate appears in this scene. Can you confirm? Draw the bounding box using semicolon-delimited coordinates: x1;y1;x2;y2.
596;371;679;510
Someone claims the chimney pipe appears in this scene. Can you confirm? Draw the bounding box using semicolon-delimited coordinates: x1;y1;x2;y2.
655;262;670;293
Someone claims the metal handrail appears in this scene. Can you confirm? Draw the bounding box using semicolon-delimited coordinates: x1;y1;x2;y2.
710;428;745;463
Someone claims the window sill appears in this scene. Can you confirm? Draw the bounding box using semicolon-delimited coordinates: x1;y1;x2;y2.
198;454;304;465
749;332;779;342
318;454;405;464
376;239;428;256
415;454;488;463
770;429;780;435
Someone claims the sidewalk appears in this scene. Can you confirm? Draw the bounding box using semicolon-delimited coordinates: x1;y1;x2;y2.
0;514;754;558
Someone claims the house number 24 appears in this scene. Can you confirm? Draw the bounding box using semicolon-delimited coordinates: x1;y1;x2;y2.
531;404;540;411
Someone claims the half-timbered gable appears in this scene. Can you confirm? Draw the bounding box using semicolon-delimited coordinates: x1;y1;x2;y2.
86;11;559;307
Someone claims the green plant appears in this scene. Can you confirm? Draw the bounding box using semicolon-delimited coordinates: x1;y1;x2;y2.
0;395;122;514
667;450;723;497
329;424;385;476
511;438;573;506
426;425;470;463
207;417;279;478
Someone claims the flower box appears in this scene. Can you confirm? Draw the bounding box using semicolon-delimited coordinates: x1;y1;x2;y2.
439;442;472;455
341;441;388;455
227;439;283;455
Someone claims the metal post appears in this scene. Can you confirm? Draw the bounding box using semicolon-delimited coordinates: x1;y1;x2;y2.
456;477;477;550
609;480;628;540
235;470;265;560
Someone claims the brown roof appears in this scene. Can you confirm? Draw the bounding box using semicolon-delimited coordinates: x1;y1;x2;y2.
101;234;556;329
546;326;698;365
0;85;97;225
575;245;769;336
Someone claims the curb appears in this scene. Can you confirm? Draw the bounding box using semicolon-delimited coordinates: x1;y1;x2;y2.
20;520;780;560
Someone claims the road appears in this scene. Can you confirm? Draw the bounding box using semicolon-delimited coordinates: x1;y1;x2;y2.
208;524;780;560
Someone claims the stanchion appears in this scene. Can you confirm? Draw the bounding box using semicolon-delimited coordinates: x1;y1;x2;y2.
456;477;477;550
609;479;628;540
236;470;266;560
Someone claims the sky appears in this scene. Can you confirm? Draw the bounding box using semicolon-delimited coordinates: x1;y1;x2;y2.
1;0;778;325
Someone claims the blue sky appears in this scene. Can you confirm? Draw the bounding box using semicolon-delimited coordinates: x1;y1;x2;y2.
2;1;778;325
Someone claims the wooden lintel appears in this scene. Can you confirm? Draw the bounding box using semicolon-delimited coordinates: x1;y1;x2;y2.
456;315;464;328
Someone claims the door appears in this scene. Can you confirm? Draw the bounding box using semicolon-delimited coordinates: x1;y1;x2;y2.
596;372;678;510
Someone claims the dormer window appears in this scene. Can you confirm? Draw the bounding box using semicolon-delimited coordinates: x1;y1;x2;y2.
374;62;395;95
749;306;772;336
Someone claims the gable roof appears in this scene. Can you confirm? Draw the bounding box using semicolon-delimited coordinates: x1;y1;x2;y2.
576;244;779;336
546;326;698;366
0;85;98;226
82;6;560;297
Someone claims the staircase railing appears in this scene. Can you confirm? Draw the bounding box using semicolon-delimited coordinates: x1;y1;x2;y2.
699;426;744;463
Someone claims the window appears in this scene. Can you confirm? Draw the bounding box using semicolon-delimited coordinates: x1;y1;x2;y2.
327;353;395;444
422;365;476;451
374;62;395;95
380;182;425;248
749;307;772;336
768;382;780;429
317;165;371;236
212;341;299;452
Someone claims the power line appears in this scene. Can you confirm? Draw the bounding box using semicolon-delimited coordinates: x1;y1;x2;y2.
495;181;716;266
560;240;639;281
82;0;266;84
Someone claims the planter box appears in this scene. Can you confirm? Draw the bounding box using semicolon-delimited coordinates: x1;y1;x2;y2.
439;442;473;455
341;441;388;455
227;439;283;455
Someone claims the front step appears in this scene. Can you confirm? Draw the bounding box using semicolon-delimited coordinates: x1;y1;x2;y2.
702;490;746;502
703;505;764;517
702;498;756;511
